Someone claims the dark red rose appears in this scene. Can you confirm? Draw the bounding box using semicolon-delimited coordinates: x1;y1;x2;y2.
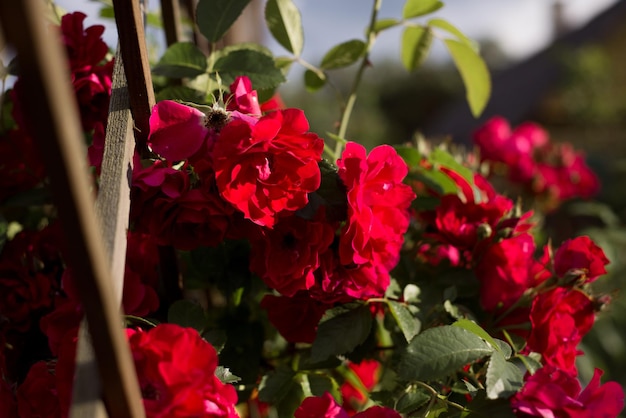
354;406;401;418
0;266;54;332
260;292;331;344
341;360;380;413
527;288;595;375
511;366;624;418
554;236;609;284
0;129;46;202
249;215;335;296
213;109;323;227
16;362;60;418
60;12;108;73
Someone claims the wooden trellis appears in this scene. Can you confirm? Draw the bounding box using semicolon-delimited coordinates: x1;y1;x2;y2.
0;0;181;416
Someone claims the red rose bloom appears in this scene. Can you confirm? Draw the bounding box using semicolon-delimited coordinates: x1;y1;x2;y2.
511;366;624;418
553;236;609;284
148;100;212;162
127;324;239;417
337;142;415;271
341;360;380;413
475;233;548;312
249;215;335;296
213;109;324;227
0;129;46;202
295;392;349;418
0;379;17;418
227;76;261;116
527;288;595;375
260;292;331;344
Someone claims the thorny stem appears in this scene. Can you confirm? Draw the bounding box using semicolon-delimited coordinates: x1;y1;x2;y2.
334;0;382;161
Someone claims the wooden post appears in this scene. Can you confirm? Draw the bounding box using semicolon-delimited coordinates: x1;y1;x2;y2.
0;1;145;417
161;0;182;46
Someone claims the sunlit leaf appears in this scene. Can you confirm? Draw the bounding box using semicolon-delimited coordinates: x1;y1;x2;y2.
452;319;502;354
212;48;285;90
402;0;444;19
265;0;304;56
398;325;493;381
196;0;251;42
373;18;400;33
320;40;367;70
394;145;422;167
388;301;421;343
444;39;491;117
486;351;524;399
429;147;474;187
401;26;433;72
428;18;478;51
152;42;208;78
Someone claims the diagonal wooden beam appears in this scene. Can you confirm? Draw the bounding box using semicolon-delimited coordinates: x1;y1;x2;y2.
111;0;156;147
0;1;145;417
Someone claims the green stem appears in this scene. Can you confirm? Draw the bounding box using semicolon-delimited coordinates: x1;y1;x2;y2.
334;0;382;160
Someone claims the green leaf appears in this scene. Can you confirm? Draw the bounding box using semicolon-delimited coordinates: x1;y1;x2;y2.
394;145;422;167
215;366;241;384
429;147;474;186
310;305;373;362
153;42;208;78
258;366;296;403
156;86;206;103
304;69;326;92
485;351;523;399
411;168;458;195
307;374;341;400
388;301;421;343
452;319;502;355
265;0;304;56
212;48;286;90
373;18;400;33
428;18;478;51
196;0;252;42
167;300;207;332
398;325;493;381
402;0;444;19
444;39;491;118
396;390;431;414
320;40;367;70
401;26;433;72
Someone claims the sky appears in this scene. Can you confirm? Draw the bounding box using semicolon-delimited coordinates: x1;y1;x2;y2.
53;0;619;64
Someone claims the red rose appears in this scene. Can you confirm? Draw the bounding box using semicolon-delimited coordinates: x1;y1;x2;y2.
60;12;109;73
475;233;545;312
213;109;323;227
311;250;389;303
128;324;239;417
0;266;54;332
148;100;212;162
249;215;335;296
527;288;595;375
16;362;60;418
39;297;82;356
260;292;331;344
341;360;380;413
295;392;349;418
511;366;624;418
227;76;261;116
0;129;46;202
0;379;17;418
554;236;609;284
337;142;415;271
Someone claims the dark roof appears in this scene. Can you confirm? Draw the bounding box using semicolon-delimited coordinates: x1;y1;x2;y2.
424;0;626;143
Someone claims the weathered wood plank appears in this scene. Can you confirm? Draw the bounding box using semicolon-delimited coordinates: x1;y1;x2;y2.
0;2;145;417
70;48;137;418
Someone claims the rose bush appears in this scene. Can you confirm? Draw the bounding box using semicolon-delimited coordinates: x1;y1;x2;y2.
0;1;624;418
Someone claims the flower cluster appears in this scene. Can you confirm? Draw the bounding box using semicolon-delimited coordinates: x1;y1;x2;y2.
134;77;414;344
473;116;599;210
